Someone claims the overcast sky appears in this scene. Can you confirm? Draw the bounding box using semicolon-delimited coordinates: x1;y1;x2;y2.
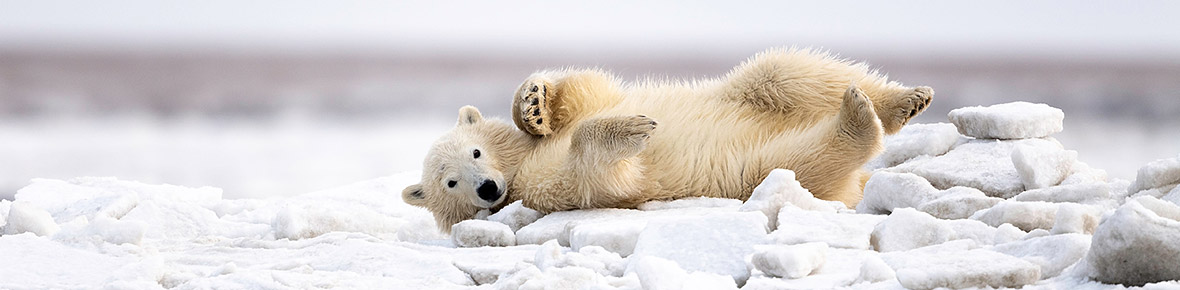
3;0;1180;59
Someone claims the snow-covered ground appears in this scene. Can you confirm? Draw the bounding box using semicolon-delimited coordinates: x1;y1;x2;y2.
3;102;1180;289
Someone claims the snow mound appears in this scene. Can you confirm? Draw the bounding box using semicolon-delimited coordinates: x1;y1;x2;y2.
948;101;1064;139
639;197;741;211
1086;196;1180;286
750;242;828;279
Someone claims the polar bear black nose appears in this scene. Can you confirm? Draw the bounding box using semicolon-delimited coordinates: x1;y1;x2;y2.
477;180;501;202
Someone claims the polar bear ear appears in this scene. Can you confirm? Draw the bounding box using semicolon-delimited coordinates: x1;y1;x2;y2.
457;106;483;126
402;184;427;207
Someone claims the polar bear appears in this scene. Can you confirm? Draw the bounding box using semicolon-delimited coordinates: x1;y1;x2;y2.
403;48;932;231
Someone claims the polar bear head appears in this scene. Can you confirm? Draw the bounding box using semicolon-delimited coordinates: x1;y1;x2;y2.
402;106;527;232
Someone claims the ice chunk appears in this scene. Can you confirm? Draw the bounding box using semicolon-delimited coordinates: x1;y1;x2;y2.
1010;182;1114;205
888;138;1061;198
568;220;645;256
1049;203;1102;235
740;169;839;230
750;242;828;279
627;256;739;290
865;123;963;170
772;205;884;249
872;208;1023;252
948;101;1064;139
870;208;954;252
854;255;895;284
1128;154;1180;194
882;240;1041;290
2;201;60;236
1086;196;1180;286
639;197;741;211
857;172;940;215
969;200;1057;232
916;186;1001;219
630;212;768;286
990;233;1090;278
533;240;625;277
1011;144;1077;189
450;220;515;247
1061;161;1109;185
487;200;544;232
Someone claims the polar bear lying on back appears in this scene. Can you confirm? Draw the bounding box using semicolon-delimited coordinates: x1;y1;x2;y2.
403;48;932;232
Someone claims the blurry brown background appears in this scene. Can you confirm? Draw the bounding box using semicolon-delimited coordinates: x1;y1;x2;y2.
2;1;1178;199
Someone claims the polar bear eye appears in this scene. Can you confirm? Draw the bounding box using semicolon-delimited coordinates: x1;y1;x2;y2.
473;149;481;159
447;180;457;188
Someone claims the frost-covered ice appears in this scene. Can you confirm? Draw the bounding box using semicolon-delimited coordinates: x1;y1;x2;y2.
4;104;1180;289
486;200;544;232
1085;196;1180;286
750;242;828;279
631;212;768;286
1127;154;1180;194
881;240;1042;290
948;101;1064;139
887;138;1064;198
864;123;962;170
1012;143;1078;189
740;169;842;230
451;220;515;247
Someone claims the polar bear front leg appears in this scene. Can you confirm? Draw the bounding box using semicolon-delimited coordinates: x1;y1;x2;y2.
564;115;658;208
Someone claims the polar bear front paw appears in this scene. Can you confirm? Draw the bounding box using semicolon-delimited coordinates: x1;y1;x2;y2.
515;78;554;136
610;115;658;155
880;86;933;134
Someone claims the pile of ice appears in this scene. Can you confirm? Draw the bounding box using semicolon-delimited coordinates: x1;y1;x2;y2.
3;101;1180;289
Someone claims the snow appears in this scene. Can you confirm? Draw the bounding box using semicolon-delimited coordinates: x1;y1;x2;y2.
451;220;515;247
750;242;828;279
1085;196;1180;286
3;104;1180;289
630;212;768;286
948;101;1065;139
